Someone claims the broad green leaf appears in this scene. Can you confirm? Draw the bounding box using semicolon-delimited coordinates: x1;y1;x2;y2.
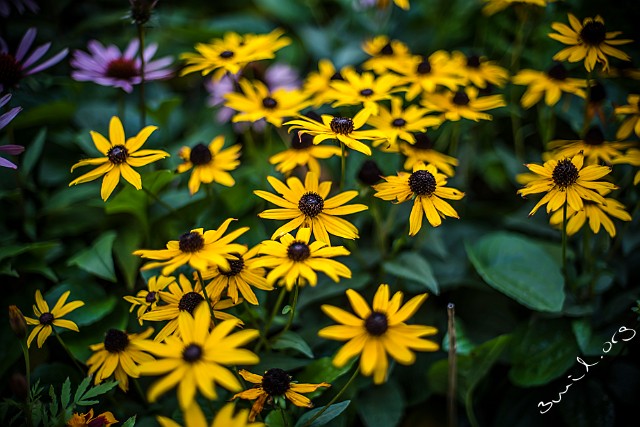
22;128;46;176
294;400;351;427
466;232;565;312
265;409;289;427
67;231;117;282
383;252;439;295
60;377;71;409
357;381;404;427
298;357;355;387
272;331;314;358
112;223;144;290
0;241;60;263
47;282;118;328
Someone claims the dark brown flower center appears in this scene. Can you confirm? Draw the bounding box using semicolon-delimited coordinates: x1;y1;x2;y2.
357;160;383;186
360;88;374;97
330;72;344;81
417;58;432;75
287;241;311;262
262;96;278;109
104;329;129;353
330;117;354;135
292;132;314;149
580;20;606;45
178;231;205;253
380;42;394;55
409;170;437;195
107;145;129;164
589;81;606;103
145;291;157;303
0;53;23;89
38;312;54;325
413;132;434;150
189;143;212;165
547;63;567;81
130;0;156;25
261;368;291;396
178;292;204;314
182;344;203;362
584;127;604;145
365;312;388;336
219;50;234;59
392;118;406;128
552;159;579;189
298;192;324;218
452;91;470;106
105;58;138;79
220;256;244;277
466;55;481;68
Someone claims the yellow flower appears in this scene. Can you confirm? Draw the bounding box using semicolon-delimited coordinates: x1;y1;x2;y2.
615;94;640;139
86;328;154;392
611;148;640;185
177;136;241;195
329;69;403;116
269;130;342;175
69;116;169;201
366;96;441;151
253;227;351;291
399;134;459;177
397;51;464;100
303;60;354;105
24;290;84;348
318;284;438;384
138;303;259;410
66;409;117;427
420;87;505;122
450;51;509;89
133;218;249;276
517;153;617;216
547;127;635;165
224;79;310;127
512;63;587;109
232;369;330;422
202;245;273;306
124;275;175;325
482;0;551;16
254;171;368;243
140;274;242;342
157;402;264;427
549;14;632;72
362;36;414;75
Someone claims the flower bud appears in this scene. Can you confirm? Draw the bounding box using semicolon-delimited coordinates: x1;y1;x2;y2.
8;305;27;339
129;0;157;25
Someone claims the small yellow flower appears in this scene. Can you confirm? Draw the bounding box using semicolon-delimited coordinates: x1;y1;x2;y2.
421;87;505;122
611;148;640;185
547;127;635;165
123;275;175;324
329;69;403;117
269;131;341;175
512;63;587;109
362;36;414;75
397;51;463;100
399;134;459;177
482;0;551;16
450;51;509;89
615;94;640;139
157;402;264;427
24;290;84;348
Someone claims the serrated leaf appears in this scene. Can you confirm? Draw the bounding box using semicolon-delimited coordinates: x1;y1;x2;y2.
76;399;99;407
272;331;314;358
61;377;71;409
67;231;117;282
294;400;350;427
121;415;137;427
79;380;118;401
48;385;58;418
383;252;439;295
73;376;92;405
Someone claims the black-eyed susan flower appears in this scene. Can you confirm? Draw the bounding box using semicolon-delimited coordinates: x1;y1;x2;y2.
67;409;117;427
482;0;551;16
69;116;169;201
269;131;342;175
615;94;640;139
400;133;459;177
202;245;272;306
232;368;330;421
138;303;259;410
450;52;509;89
549;14;632;72
318;284;438;384
177;136;241;195
397;51;463;100
367;97;441;151
303;60;353;105
253;227;351;290
611;148;640;185
420;87;505;122
549;189;631;237
362;36;413;75
285;110;384;156
547;127;635;165
512;63;587;109
517;153;617;216
329;69;403;116
124;275;175;325
373;163;464;235
86;328;154;392
224;79;310;127
133;218;249;275
140;274;242;342
24;290;84;348
254;171;368;243
157;402;264;427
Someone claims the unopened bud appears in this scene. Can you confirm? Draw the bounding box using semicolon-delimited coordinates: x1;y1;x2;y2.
129;0;158;25
8;305;27;339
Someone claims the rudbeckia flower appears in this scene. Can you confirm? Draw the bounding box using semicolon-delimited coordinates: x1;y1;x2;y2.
482;0;551;16
399;133;459;177
450;52;509;89
318;284;438;384
512;63;587;109
547;127;635;165
24;290;84;348
517;153;617;216
362;36;413;75
254;227;351;290
86;328;155;392
397;51;464;100
254;171;368;243
373;163;464;236
420;87;505;122
615;94;640;139
157;402;264;427
69;116;169;201
269;131;342;175
67;409;117;427
549;14;632;71
138;303;260;410
232;368;330;421
133;218;249;275
303;59;354;105
123;275;175;325
611;148;640;185
176;136;241;195
329;69;402;116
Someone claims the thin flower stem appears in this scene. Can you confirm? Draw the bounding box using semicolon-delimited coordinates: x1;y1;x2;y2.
449;122;461;156
196;270;217;324
281;281;299;336
19;341;33;427
255;286;287;352
279;406;289;427
340;140;346;191
137;23;147;128
447;303;458;427
141;186;178;217
133;377;147;403
562;200;569;288
53;328;85;376
301;365;360;427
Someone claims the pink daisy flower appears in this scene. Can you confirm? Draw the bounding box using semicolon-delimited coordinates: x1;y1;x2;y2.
0;94;24;169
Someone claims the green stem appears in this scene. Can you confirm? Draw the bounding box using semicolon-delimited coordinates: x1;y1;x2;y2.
281;282;299;336
142;186;178;217
340;141;346;191
254;287;287;352
133;378;147;403
301;366;360;427
19;342;33;427
562;200;569;288
137;23;146;128
447;303;457;427
196;270;217;323
449;122;461;156
53;329;85;376
279;406;289;427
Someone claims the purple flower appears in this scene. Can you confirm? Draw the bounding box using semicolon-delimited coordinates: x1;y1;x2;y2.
0;28;68;92
0;0;38;17
0;94;24;169
71;39;173;93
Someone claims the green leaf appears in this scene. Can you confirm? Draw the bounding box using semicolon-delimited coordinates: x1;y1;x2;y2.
383;252;439;295
121;415;137;427
294;400;351;427
48;385;58;418
60;377;71;409
22;128;46;176
357;381;404;427
73;377;92;405
298;357;355;386
112;223;144;290
47;282;117;328
466;232;565;312
67;231;117;282
76;380;118;405
272;331;314;358
265;409;290;427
